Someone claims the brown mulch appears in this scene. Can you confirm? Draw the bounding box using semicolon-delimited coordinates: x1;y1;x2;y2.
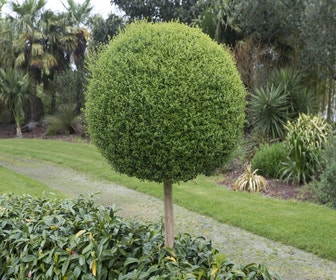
1;122;313;202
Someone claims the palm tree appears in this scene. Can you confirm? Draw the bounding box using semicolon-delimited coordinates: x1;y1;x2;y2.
62;0;92;69
39;10;78;113
10;0;58;121
63;0;92;26
0;68;30;137
193;0;242;46
0;19;16;68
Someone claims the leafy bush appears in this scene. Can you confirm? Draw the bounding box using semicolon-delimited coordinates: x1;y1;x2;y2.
252;142;287;178
45;103;83;135
279;114;331;184
233;164;268;192
316;136;336;208
0;194;280;279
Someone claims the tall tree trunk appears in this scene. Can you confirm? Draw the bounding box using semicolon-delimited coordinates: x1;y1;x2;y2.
163;182;174;248
30;82;38;122
328;77;333;121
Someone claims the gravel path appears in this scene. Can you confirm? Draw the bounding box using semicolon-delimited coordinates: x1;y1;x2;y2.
1;153;336;279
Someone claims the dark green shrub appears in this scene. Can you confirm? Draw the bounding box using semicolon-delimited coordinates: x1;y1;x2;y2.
0;194;280;279
279;114;331;184
317;136;336;208
252;142;287;178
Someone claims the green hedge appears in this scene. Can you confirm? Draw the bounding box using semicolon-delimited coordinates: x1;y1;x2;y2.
0;194;280;279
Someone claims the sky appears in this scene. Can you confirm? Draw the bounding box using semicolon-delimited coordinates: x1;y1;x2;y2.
3;0;121;18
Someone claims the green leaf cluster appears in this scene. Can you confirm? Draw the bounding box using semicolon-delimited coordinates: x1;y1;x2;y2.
0;194;280;279
85;21;246;184
316;135;336;208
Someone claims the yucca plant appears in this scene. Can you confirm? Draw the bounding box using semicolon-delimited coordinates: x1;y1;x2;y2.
233;163;268;192
279;113;332;184
249;68;319;143
268;68;318;116
45;103;82;135
249;83;290;141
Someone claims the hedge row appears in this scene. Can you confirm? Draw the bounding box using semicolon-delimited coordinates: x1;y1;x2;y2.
0;194;280;279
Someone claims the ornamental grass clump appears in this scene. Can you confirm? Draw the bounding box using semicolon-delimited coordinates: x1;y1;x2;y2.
279;113;331;184
233;163;268;192
0;194;280;279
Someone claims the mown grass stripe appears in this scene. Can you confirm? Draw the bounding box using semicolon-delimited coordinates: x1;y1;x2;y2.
0;138;335;261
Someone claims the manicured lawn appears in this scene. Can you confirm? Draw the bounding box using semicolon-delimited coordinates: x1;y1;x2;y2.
0;165;66;198
0;138;336;261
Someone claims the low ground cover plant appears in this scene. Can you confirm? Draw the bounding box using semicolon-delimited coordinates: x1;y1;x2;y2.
0;194;280;279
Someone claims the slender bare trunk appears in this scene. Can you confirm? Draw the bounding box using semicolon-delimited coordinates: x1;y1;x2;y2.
328;77;332;121
16;126;22;138
164;182;174;248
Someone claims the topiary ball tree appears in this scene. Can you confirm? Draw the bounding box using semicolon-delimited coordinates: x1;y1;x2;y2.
85;21;246;248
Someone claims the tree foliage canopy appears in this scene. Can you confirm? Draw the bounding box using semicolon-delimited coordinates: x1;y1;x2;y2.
85;21;246;184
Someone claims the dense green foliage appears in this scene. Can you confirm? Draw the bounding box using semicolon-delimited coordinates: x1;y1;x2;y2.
86;21;246;184
280;114;331;184
317;136;336;208
252;142;287;178
0;194;279;279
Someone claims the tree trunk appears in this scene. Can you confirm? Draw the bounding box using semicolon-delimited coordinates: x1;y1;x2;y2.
327;76;333;121
16;126;22;138
30;82;38;122
163;182;174;248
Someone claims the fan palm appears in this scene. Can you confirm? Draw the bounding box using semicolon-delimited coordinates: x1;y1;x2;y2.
10;0;58;121
0;68;30;137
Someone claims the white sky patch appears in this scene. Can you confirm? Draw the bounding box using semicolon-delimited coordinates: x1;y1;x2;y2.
2;0;121;19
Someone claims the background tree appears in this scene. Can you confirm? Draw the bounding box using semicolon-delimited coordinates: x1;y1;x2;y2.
9;0;55;121
85;22;246;248
192;0;242;46
110;0;199;23
299;0;336;121
89;13;124;48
